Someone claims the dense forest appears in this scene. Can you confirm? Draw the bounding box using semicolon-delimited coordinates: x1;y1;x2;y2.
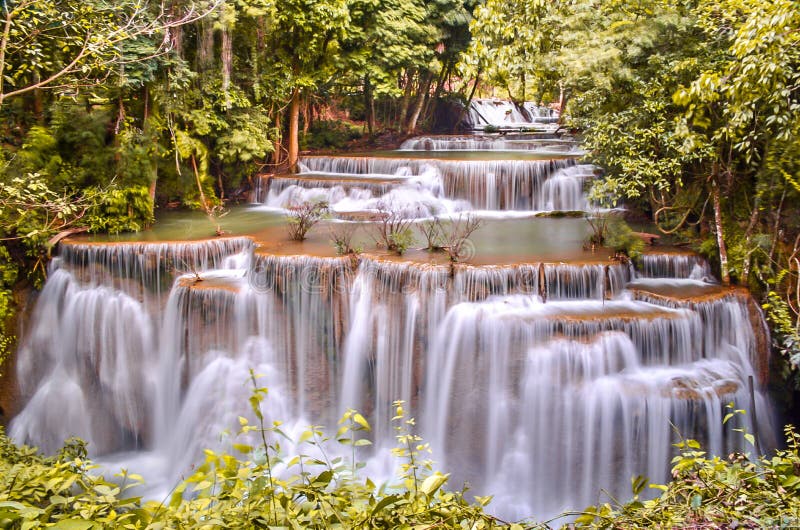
1;0;800;527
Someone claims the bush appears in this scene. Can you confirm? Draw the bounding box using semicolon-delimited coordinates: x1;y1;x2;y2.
285;201;328;241
330;223;361;255
300;120;364;150
373;202;416;255
0;388;515;529
573;425;800;529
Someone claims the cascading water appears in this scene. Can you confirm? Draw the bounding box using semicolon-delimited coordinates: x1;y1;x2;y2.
399;135;580;153
465;99;559;130
256;156;586;213
9;131;775;522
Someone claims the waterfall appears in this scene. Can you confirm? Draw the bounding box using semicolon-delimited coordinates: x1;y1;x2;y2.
9;126;776;523
466;99;559;130
636;252;714;281
399;135;579;152
273;156;579;211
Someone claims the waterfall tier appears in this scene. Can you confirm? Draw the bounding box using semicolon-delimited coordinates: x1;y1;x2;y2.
256;156;589;213
465;99;559;131
9;127;775;522
11;241;773;520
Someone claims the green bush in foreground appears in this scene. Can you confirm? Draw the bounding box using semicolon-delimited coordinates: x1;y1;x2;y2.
3;394;800;529
0;394;517;530
570;425;800;529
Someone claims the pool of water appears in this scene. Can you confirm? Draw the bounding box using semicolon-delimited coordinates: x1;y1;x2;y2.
77;206;597;264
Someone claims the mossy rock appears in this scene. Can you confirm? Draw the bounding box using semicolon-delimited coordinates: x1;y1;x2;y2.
534;210;585;218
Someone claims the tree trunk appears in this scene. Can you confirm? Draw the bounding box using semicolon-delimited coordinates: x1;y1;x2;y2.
398;69;414;130
302;94;311;134
405;72;432;134
364;75;375;135
287;87;301;172
272;108;282;166
143;85;157;212
740;193;762;285
221;27;232;109
198;19;214;71
453;70;481;132
711;172;730;285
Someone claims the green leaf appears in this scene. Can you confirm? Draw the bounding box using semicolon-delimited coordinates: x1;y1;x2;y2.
370;494;401;516
420;472;449;496
52;520;95;530
353;413;371;431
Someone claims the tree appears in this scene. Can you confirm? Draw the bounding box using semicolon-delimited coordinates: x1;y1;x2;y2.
264;0;350;171
0;0;217;108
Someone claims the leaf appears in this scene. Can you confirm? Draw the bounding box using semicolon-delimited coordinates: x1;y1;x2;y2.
690;494;702;509
52;520;95;530
353;413;371;431
192;480;213;492
420;472;449;496
370;494;401;515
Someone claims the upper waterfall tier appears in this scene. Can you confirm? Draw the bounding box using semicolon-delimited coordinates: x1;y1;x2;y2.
465;99;559;131
400;135;580;153
257;156;589;213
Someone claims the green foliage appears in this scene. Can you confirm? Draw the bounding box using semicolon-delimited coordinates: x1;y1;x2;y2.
0;426;145;529
0;388;511;529
215;108;275;166
763;290;800;387
572;425;800;529
388;228;416;256
300;120;364;150
0;246;17;376
603;218;644;259
285;201;329;241
87;186;154;234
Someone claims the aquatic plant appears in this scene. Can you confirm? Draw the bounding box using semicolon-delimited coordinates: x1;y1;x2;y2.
285;201;329;241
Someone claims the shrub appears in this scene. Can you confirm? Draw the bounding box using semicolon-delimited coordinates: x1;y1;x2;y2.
330;223;361;255
285;201;328;241
373;201;416;255
440;214;483;263
572;425;800;529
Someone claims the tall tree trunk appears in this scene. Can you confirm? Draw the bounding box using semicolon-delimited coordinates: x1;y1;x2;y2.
711;170;730;285
364;75;375;135
287;87;301;172
398;69;414;130
221;27;232;109
302;95;311;134
272;108;282;166
453;70;481;132
143;85;157;212
198;19;214;72
741;192;762;285
405;72;432;134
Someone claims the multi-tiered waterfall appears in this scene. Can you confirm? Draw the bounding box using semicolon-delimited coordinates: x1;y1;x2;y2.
9;131;774;521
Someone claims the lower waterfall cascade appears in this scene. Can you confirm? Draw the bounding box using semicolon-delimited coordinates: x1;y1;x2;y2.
8;131;776;521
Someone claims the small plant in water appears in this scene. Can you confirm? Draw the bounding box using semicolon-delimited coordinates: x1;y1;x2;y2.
329;223;361;255
285;200;328;241
440;214;483;262
373;201;416;255
418;217;445;251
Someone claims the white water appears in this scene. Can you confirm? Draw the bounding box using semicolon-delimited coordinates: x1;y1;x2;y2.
10;131;775;522
257;156;589;213
399;135;581;154
466;99;559;130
